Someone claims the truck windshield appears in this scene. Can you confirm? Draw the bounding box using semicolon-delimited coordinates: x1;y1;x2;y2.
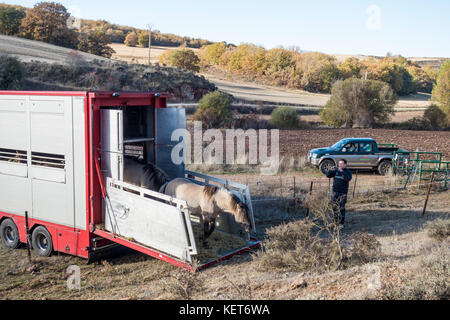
331;140;347;150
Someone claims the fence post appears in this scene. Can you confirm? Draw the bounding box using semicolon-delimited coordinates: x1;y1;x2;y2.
421;171;435;218
293;176;296;200
352;170;358;198
445;169;448;190
25;211;32;264
306;181;314;217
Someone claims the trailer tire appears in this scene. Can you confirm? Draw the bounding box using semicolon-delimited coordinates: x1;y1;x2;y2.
0;219;20;249
378;160;392;176
319;159;335;174
31;226;53;257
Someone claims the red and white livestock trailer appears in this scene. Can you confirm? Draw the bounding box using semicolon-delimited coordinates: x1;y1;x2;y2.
0;91;259;270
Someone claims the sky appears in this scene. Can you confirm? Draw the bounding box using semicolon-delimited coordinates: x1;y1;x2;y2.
3;0;449;57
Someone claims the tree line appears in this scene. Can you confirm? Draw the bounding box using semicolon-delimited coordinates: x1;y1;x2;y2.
195;42;438;96
0;2;212;58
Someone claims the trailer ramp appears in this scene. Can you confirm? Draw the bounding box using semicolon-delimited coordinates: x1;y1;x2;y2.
103;177;197;263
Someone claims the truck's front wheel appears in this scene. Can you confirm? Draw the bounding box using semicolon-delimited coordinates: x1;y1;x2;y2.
319;159;335;174
378;160;392;176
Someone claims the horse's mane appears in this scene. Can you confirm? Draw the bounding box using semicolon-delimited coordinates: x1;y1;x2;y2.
203;185;219;200
142;162;169;186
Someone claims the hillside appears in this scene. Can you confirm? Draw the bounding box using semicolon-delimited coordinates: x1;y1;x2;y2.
0;34;110;64
0;35;215;101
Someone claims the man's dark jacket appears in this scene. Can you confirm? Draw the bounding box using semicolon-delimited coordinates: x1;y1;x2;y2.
326;168;352;194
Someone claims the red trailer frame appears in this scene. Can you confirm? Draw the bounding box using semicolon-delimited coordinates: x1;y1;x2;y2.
0;91;260;271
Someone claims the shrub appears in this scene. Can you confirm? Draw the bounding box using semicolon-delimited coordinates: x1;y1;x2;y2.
346;232;381;265
423;105;448;130
124;31;138;47
320;78;397;128
426;219;450;242
269;107;300;129
193;91;232;128
253;192;381;273
253;219;331;272
168;49;200;73
0;55;24;89
432;60;450;124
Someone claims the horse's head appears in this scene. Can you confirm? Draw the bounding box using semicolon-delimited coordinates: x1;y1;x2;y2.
230;194;252;233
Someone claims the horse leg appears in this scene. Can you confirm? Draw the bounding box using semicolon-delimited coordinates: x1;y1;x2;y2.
202;219;210;248
202;218;216;248
206;218;216;238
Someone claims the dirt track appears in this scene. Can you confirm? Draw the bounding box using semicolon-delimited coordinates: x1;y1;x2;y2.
205;73;432;109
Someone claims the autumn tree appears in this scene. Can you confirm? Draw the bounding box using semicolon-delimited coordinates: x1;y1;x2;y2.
361;58;415;96
0;6;26;35
203;42;227;65
338;57;362;79
78;30;115;58
20;2;78;49
106;28;125;43
124;31;138;47
138;31;149;47
294;52;341;93
432;60;450;123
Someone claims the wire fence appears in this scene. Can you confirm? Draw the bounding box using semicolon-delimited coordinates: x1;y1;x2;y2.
244;173;450;204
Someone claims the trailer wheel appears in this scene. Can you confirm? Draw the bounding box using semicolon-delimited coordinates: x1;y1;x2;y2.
31;226;53;257
0;219;20;249
378;160;392;176
319;159;335;174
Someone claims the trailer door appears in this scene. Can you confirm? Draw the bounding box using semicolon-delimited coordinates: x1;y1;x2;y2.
100;109;124;181
155;108;186;179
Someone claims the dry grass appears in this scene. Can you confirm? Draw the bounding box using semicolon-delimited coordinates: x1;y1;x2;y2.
425;219;450;242
379;246;449;300
158;260;204;300
0;177;449;300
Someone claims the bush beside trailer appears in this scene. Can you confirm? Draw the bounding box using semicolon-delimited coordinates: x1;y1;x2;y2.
0;91;259;271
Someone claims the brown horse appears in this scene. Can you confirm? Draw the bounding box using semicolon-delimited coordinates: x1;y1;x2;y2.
160;178;252;247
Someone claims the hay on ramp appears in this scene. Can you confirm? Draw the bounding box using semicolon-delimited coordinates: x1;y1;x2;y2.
191;223;249;262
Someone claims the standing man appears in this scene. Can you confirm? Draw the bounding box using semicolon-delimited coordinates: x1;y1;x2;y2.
326;159;352;226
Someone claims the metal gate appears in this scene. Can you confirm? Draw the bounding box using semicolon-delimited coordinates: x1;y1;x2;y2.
104;177;197;262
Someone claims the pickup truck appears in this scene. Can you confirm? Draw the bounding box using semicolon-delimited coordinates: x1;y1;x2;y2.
307;138;409;175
